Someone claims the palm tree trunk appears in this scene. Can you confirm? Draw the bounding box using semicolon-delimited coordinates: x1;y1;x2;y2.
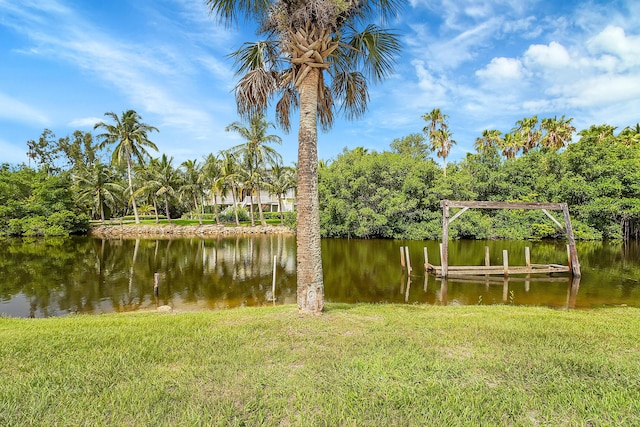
231;181;239;225
193;194;202;225
126;157;140;224
164;198;172;223
249;192;255;226
213;194;220;225
256;184;266;226
278;193;284;225
153;196;159;223
296;67;324;314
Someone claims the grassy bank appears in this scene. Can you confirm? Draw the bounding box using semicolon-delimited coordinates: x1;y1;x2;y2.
2;304;639;426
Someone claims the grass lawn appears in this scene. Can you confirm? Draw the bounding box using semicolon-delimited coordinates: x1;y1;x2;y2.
1;304;639;426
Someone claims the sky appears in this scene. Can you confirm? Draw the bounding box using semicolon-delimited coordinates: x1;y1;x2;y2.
1;0;639;167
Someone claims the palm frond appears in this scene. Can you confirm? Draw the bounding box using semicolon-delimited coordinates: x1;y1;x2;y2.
331;71;368;120
275;87;299;133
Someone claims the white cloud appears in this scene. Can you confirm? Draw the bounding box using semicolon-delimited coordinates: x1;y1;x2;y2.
0;93;49;124
587;25;640;70
411;60;449;102
476;57;523;81
68;117;103;128
524;41;572;69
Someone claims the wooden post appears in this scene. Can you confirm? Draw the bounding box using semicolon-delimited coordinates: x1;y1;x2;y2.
562;203;581;277
153;272;159;296
400;246;406;271
405;275;411;303
484;246;490;267
503;250;509;277
405;246;412;274
272;255;277;303
503;277;509;302
566;245;573;271
525;246;531;268
424;247;429;271
441;200;449;278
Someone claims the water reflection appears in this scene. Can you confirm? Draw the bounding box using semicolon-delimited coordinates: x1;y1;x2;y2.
0;237;639;317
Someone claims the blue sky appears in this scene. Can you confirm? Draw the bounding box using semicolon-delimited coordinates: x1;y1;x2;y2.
1;0;639;167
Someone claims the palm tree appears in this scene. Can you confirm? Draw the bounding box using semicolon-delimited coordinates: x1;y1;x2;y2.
219;150;241;225
513;116;541;154
474;129;503;155
134;164;162;223
619;123;640;146
94;110;159;224
179;159;205;225
205;0;402;314
203;154;223;224
577;124;616;144
151;154;180;223
422;108;455;176
73;162;124;223
265;164;296;225
499;133;523;159
541;115;576;150
226;114;282;226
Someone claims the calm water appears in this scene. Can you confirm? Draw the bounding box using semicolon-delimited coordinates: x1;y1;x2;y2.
1;236;639;317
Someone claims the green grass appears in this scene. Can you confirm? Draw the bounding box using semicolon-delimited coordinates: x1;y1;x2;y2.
1;304;639;426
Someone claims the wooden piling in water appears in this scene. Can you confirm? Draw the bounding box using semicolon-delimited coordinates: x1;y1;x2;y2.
272;255;277;303
484;246;490;267
525;247;531;268
405;246;412;274
424;247;429;271
503;250;509;277
154;272;159;296
400;246;406;271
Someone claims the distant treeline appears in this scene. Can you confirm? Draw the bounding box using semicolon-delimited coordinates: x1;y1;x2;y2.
319;124;640;240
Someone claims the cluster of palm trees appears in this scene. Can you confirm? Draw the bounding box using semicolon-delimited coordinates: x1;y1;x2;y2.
73;110;296;226
473;115;577;159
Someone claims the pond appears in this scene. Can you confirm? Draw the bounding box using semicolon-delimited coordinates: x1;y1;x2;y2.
1;236;639;317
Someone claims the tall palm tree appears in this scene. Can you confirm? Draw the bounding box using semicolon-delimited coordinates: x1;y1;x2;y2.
265;164;296;225
577;124;616;144
226;114;282;226
203;153;224;224
205;0;403;314
422;108;455;176
499;133;522;159
179;159;205;225
474;129;503;155
134;163;162;223
73;162;123;223
619;123;640;146
151;154;180;223
541;115;576;150
94;110;159;224
219;150;241;225
513;116;541;154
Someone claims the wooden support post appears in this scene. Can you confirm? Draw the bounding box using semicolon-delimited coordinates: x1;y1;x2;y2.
525;246;531;268
153;272;159;296
484;246;490;267
503;277;509;302
562;203;581;277
566;245;573;271
441;200;449;278
503;250;509;277
272;255;277;304
405;246;412;274
424;247;429;271
400;246;406;271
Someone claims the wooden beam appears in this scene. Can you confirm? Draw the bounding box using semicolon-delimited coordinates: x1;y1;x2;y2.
448;207;469;224
562;203;581;277
541;209;564;230
444;200;565;210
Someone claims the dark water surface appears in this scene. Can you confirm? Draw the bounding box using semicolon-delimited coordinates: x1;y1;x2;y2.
1;236;639;317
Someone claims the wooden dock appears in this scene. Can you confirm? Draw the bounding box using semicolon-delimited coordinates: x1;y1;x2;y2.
426;263;570;277
438;200;581;278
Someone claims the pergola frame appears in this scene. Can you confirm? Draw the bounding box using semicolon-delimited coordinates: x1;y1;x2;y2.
440;200;581;278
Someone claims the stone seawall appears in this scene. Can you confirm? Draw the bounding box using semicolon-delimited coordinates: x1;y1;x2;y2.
89;224;295;238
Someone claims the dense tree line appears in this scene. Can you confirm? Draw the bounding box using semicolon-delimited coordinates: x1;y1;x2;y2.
319;118;640;241
1;111;295;237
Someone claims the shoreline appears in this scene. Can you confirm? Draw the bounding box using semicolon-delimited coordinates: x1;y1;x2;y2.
89;223;295;238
